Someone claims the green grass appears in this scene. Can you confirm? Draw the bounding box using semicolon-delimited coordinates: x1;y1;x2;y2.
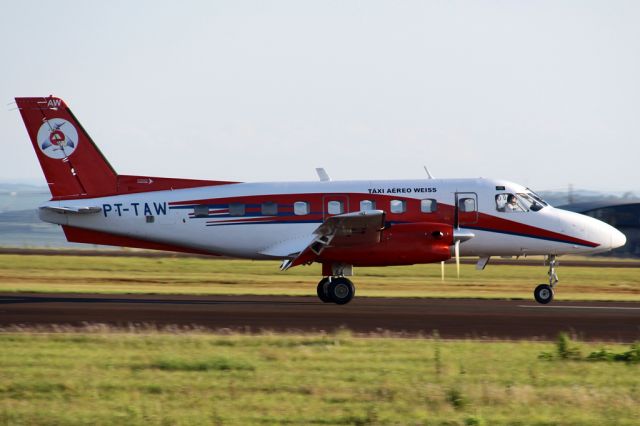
0;331;639;425
1;253;639;301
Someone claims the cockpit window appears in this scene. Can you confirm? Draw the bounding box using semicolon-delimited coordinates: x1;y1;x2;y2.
496;193;525;212
525;189;549;207
496;193;545;213
518;193;544;212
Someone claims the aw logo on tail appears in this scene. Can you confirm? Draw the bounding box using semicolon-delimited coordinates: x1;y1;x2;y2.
37;119;79;159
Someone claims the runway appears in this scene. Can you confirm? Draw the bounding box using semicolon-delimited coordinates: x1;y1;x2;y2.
1;293;639;342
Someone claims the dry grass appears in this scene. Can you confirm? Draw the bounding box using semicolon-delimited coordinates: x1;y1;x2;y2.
1;253;639;301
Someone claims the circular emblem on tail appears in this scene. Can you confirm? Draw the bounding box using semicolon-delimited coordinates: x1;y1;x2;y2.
37;119;79;159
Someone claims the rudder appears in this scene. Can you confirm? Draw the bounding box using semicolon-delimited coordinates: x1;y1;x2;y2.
16;96;118;199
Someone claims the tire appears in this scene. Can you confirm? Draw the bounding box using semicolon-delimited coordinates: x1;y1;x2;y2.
534;284;554;304
327;277;355;305
348;280;355;295
316;278;332;303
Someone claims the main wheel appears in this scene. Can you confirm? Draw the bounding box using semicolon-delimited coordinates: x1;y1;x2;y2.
327;277;355;305
316;278;332;303
534;284;554;304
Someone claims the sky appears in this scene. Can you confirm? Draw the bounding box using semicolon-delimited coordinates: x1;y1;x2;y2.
1;0;639;193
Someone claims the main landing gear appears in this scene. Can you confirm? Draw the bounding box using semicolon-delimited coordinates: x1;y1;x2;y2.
317;276;355;305
534;255;559;304
317;263;356;305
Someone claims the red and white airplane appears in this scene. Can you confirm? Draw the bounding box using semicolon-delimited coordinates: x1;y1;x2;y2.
16;96;626;305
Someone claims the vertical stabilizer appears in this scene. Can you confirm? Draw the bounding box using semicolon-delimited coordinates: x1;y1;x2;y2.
15;96;118;198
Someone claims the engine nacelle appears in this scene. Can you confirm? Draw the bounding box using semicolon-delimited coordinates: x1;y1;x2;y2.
318;222;454;267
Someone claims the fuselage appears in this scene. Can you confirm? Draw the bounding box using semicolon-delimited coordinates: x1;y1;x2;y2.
39;177;626;261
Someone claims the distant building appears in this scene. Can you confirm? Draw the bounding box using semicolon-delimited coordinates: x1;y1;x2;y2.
558;200;640;257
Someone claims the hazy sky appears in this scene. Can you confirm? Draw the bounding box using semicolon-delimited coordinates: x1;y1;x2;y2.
2;1;639;192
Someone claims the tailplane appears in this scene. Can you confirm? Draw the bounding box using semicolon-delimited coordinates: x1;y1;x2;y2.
15;96;118;199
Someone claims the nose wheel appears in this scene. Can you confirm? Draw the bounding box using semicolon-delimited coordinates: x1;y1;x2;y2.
534;255;558;304
534;284;554;304
317;276;355;305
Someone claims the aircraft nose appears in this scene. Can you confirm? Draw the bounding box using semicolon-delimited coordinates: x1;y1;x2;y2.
610;227;627;249
582;215;626;253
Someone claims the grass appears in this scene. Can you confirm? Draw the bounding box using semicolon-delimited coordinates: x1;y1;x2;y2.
0;253;639;301
540;333;640;363
0;330;639;425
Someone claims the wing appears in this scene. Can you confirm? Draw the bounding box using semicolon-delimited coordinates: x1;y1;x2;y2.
278;210;386;270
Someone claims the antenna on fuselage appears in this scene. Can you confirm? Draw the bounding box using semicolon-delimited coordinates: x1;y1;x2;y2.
423;166;434;179
315;168;331;182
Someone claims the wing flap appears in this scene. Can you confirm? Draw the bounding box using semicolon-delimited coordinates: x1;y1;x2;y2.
315;210;385;247
259;234;317;258
284;210;386;270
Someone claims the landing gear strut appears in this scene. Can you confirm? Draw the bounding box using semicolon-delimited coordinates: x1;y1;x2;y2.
316;276;355;305
534;255;559;304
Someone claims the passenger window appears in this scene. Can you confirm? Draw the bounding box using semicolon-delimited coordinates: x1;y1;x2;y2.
420;199;437;213
294;201;310;215
261;202;278;216
458;198;476;212
390;200;406;214
228;203;245;216
327;200;344;215
360;200;376;211
193;205;209;218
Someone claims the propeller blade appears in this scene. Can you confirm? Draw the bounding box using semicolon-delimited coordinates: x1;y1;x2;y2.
441;261;445;281
455;240;460;279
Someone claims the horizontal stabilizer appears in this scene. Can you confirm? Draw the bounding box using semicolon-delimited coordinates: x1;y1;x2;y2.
39;206;102;215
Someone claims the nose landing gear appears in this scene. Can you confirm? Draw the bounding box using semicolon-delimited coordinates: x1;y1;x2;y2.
534;255;559;304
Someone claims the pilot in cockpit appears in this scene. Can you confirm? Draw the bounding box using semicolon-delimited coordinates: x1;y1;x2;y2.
496;193;523;212
504;194;519;212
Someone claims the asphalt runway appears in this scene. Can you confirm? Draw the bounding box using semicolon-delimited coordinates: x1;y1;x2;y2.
2;293;640;342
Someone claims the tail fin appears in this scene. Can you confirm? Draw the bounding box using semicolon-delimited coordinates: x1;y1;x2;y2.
15;96;117;199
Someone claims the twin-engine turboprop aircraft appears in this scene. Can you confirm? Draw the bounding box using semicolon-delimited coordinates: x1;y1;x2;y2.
15;96;626;305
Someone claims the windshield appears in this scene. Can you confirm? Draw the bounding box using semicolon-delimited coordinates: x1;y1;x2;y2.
525;189;549;207
517;193;544;212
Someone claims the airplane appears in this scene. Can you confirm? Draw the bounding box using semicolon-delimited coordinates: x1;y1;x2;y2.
15;96;627;305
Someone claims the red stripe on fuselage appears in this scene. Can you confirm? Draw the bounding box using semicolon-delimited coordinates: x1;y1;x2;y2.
170;192;598;248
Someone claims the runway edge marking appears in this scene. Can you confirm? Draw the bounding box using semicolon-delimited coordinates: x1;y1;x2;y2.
518;305;640;310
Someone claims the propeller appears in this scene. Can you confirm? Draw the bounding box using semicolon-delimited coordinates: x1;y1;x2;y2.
455;239;461;278
443;194;476;281
441;230;474;281
452;229;474;280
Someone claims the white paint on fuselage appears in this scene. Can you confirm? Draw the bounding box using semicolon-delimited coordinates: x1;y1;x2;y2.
39;177;625;260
